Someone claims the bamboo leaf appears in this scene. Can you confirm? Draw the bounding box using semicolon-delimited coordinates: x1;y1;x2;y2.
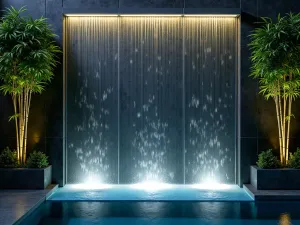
9;113;20;122
285;114;295;121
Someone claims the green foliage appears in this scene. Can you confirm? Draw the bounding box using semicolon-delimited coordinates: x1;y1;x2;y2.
0;6;60;96
249;13;300;100
26;151;49;168
287;148;300;169
0;7;60;164
249;13;300;165
257;149;280;169
0;147;18;167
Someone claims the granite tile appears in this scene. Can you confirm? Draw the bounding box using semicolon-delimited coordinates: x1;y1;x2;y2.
46;0;63;44
240;138;258;185
240;46;258;138
120;0;182;8
258;0;300;19
63;0;118;8
185;0;239;8
0;185;57;225
244;184;300;201
46;138;64;186
241;0;257;16
1;0;45;19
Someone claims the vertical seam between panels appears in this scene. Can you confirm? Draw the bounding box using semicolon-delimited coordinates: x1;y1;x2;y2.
118;16;120;184
182;16;186;184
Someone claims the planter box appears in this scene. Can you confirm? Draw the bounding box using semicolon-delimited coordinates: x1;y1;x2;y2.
0;165;52;189
251;165;300;190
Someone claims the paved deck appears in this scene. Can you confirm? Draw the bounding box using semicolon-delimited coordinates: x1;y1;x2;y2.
0;184;58;225
244;184;300;200
48;184;253;202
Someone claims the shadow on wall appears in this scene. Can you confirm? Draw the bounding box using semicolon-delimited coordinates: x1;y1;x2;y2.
241;12;258;25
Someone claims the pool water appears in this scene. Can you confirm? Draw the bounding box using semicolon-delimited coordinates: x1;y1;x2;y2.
20;201;300;225
48;185;253;201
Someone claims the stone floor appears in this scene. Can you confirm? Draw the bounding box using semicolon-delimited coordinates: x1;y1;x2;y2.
0;185;58;225
244;184;300;200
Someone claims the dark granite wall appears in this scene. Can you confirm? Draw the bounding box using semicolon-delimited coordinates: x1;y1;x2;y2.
1;0;300;186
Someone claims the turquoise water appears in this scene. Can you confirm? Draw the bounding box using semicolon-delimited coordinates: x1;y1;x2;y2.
20;201;300;225
48;185;253;201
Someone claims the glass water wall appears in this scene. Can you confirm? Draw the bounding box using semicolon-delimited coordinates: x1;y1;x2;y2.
65;16;238;184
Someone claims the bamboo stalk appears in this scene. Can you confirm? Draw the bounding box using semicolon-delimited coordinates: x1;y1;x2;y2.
22;90;25;164
20;92;24;164
283;76;287;164
18;94;23;164
25;90;32;163
12;94;20;163
275;95;283;163
282;99;286;164
278;82;284;163
12;65;20;163
23;88;27;163
286;95;292;164
23;87;30;163
286;73;293;164
21;92;23;163
22;89;26;163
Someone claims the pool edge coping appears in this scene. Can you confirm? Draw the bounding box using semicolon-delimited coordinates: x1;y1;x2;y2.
12;184;59;225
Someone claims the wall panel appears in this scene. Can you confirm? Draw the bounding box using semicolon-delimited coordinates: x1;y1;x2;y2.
119;17;183;183
66;17;119;183
184;17;237;183
63;16;238;184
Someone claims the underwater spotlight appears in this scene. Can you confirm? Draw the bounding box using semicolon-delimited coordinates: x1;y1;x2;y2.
191;178;231;190
70;183;113;190
130;181;173;191
69;174;113;190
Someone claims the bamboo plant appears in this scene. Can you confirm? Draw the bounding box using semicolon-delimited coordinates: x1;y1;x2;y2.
0;7;60;164
249;13;300;165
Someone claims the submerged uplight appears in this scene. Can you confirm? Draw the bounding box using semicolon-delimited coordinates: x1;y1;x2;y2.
70;183;113;190
130;181;173;191
191;183;231;190
69;175;113;190
191;178;231;190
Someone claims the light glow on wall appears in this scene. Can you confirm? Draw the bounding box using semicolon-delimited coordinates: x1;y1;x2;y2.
69;175;233;191
64;14;239;17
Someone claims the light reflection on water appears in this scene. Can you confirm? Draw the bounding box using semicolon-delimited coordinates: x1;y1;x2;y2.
280;214;292;225
19;201;300;225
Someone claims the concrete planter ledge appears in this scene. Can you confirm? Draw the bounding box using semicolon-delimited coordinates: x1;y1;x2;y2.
251;165;300;190
0;165;52;189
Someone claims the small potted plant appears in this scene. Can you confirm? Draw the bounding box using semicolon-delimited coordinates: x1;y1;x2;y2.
251;149;300;190
0;150;51;189
0;147;18;168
